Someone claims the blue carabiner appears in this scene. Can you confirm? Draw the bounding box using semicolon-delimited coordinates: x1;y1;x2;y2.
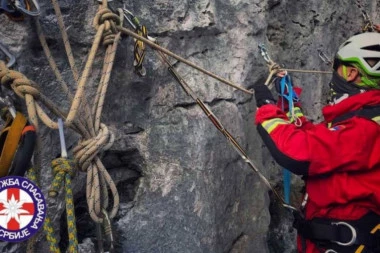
280;75;299;111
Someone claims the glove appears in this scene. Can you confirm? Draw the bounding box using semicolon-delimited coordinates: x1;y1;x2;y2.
254;83;275;108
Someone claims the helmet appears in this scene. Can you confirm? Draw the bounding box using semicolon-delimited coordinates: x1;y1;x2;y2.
336;32;380;77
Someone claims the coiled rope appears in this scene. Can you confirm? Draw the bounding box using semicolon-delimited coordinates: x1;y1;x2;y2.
0;0;122;231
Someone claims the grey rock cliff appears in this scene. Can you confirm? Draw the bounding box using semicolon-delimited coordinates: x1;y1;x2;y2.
0;0;378;252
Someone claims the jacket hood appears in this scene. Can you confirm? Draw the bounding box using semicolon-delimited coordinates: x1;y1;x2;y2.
322;90;380;122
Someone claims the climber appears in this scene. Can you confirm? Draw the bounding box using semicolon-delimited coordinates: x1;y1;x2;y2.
254;32;380;253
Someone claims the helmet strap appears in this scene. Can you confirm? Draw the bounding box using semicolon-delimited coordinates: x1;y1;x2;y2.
342;65;348;80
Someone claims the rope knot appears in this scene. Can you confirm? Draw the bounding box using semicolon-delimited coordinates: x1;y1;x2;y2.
49;157;76;197
0;61;40;99
93;8;121;47
73;123;115;172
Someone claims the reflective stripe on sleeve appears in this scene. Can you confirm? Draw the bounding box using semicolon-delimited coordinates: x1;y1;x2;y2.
286;107;304;123
261;118;290;134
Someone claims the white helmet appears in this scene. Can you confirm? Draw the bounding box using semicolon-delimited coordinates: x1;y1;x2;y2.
336;32;380;77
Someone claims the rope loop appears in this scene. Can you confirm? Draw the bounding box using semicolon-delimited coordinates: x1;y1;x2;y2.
93;8;121;47
73;123;115;172
49;157;76;197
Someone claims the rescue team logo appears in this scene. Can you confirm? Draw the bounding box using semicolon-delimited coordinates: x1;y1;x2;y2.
0;176;46;242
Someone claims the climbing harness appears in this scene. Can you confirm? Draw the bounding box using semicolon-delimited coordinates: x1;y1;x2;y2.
0;41;15;68
294;211;380;253
294;106;380;252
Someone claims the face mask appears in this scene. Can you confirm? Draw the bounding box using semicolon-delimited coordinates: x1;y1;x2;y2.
328;71;363;104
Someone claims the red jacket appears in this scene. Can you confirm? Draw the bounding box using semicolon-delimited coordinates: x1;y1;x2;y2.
255;90;380;253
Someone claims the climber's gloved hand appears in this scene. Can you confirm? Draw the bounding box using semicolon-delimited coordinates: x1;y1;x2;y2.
254;82;275;108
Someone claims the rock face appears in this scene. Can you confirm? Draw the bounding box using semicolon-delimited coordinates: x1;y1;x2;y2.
0;0;378;252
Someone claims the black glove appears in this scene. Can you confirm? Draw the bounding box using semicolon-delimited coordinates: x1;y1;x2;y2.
254;83;275;107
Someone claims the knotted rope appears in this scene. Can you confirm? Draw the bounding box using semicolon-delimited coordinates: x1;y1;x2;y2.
1;0;122;226
44;158;78;253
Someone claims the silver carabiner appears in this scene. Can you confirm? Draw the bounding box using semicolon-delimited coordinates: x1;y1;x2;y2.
0;42;15;68
324;250;338;253
258;43;271;64
57;118;68;158
14;0;40;16
318;49;332;66
331;222;357;246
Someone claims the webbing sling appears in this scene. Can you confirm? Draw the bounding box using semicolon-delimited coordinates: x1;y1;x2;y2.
279;75;300;204
0;112;27;177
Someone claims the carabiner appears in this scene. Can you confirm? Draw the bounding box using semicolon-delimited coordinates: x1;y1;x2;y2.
122;6;139;30
0;42;16;68
318;49;332;66
361;10;375;32
14;0;40;16
258;44;271;64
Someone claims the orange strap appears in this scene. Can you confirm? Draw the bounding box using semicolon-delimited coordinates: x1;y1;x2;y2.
0;112;27;177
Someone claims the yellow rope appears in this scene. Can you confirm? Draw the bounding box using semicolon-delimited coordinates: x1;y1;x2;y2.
44;158;78;253
25;167;39;253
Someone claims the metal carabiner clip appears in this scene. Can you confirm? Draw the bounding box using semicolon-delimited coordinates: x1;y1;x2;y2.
331;222;357;246
258;43;271;64
361;10;375;32
0;42;16;68
318;49;332;66
122;6;139;30
14;0;40;16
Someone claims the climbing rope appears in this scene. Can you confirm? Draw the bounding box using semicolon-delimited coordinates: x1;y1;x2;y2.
0;1;123;251
258;44;332;88
155;48;298;213
28;1;123;251
117;26;254;94
44;158;78;253
119;13;298;213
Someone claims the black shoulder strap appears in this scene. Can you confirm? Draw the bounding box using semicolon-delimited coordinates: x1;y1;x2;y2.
331;105;380;125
